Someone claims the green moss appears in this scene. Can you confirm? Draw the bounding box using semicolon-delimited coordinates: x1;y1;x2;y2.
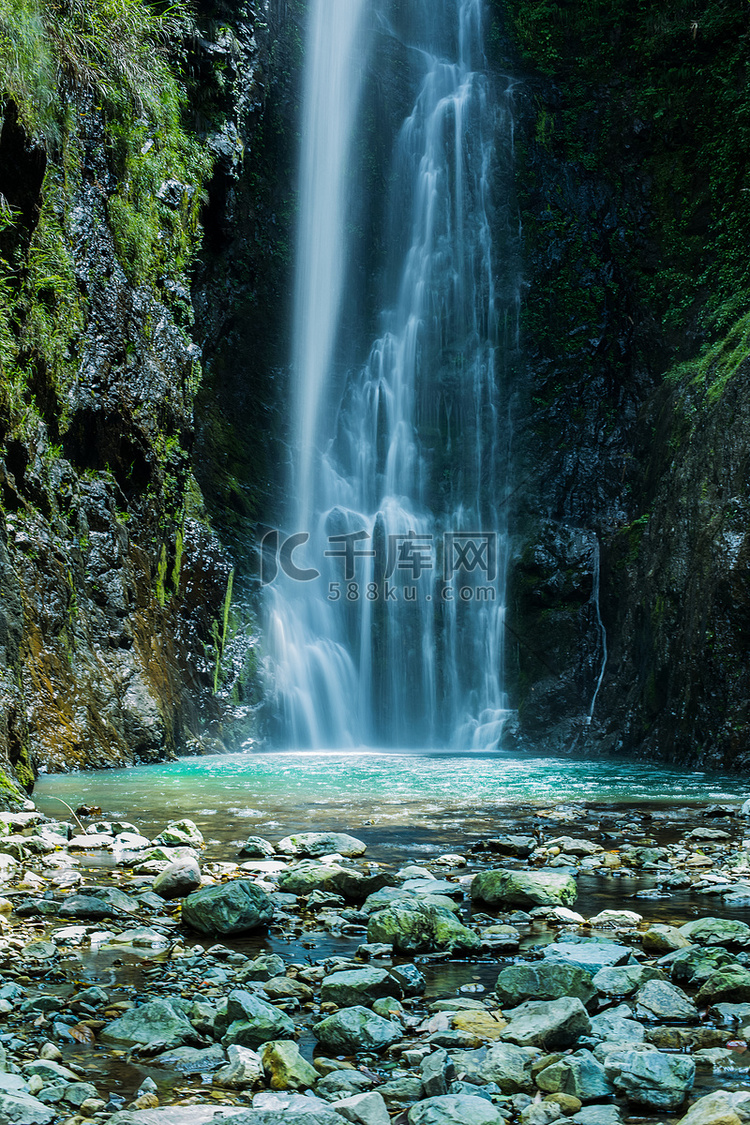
0;768;26;808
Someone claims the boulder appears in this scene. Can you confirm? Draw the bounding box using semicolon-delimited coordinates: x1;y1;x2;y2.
696;966;750;1005
604;1048;695;1109
670;946;736;985
313;1006;402;1053
593;965;665;997
367;900;480;954
152;820;204;848
181;880;273;935
407;1095;504;1125
0;1090;55;1125
495;962;596;1008
542;941;631;974
152;859;202;900
239;837;277;858
477;1042;540;1092
643;924;692;954
334;1091;391;1125
220;991;295;1048
100;1000;196;1047
678;918;750;947
277;833;366;858
320;968;399;1008
501;997;591;1050
676;1091;750;1124
471;869;577;909
535;1049;614;1102
261;1040;318;1090
635;980;698;1023
212;1044;264;1090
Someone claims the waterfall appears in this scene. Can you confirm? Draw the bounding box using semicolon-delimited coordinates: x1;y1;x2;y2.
263;0;521;749
587;537;609;723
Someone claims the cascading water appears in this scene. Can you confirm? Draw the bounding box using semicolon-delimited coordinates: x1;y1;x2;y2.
264;0;521;749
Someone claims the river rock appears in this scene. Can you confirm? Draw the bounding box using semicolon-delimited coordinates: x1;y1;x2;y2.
420;1048;455;1097
211;1044;264;1089
471;869;577;908
407;1095;504;1125
546;836;603;857
678;917;750;946
221;991;295;1048
152;859;202;900
536;1049;613;1101
152;820;204;848
375;1077;424;1110
593;965;665;997
313;1006;402;1052
543;941;631;974
589;1005;646;1044
696;965;750;1005
239;837;277;858
635;980;699;1022
277;832;366;858
501;997;591;1049
568;1109;623;1125
316;1072;375;1101
181;880;273;935
278;860;367;899
149;1046;226;1075
604;1048;695;1109
334;1091;391;1125
0;1089;55;1125
321;967;400;1007
389;963;426;996
477;1042;540;1092
676;1091;750;1124
588;909;643;927
495;962;596;1007
643;924;692;953
669;946;736;985
261;1040;318;1090
100;999;196;1047
367;900;480;953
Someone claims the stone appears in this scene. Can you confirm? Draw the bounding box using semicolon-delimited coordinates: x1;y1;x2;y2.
588;909;642;927
471;869;577;909
479;835;537;858
316;1072;374;1101
181;880;273;935
589;1007;645;1044
678;918;750;947
670;946;736;985
152;820;204;848
389;963;426;996
376;1078;425;1110
211;1044;264;1090
367;900;480;954
149;1046;226;1075
643;924;692;953
604;1048;695;1109
100;1000;196;1047
477;1042;540;1092
221;992;295;1048
407;1095;504;1125
320;968;399;1007
676;1091;750;1124
0;1090;55;1125
501;997;591;1050
152;860;202;900
535;1049;613;1101
333;1091;391;1125
543;941;631;974
593;964;665;996
278;861;366;899
313;1006;402;1053
696;966;750;1005
635;980;699;1022
239;837;277;858
495;962;596;1008
546;837;602;856
444;1010;503;1042
568;1108;623;1125
420;1049;455;1097
261;1041;318;1090
277;833;367;858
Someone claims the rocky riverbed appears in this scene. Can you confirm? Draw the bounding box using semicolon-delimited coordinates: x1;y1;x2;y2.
2;799;750;1125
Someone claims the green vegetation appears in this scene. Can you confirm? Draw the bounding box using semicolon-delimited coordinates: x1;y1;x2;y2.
497;0;750;365
0;0;212;445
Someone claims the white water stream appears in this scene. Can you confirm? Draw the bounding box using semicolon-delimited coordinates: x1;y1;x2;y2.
265;0;521;749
